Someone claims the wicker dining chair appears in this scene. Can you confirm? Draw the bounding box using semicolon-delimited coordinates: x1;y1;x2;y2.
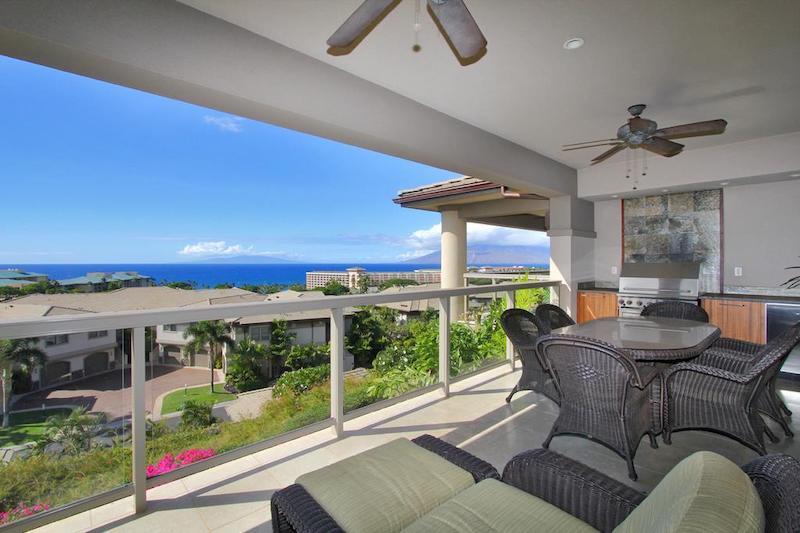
697;330;798;438
535;304;576;334
499;309;559;404
536;334;659;480
640;300;709;322
663;323;800;454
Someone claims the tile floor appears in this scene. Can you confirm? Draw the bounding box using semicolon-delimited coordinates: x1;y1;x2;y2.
32;365;800;532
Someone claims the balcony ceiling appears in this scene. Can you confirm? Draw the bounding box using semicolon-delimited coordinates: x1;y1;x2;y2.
180;0;800;170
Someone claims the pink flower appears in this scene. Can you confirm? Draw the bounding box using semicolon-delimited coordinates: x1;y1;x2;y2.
0;502;50;525
146;449;215;478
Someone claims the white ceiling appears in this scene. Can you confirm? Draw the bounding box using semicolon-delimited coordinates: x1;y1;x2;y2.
179;0;800;170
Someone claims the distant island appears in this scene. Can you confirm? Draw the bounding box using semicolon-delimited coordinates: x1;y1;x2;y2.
191;255;296;264
408;244;550;265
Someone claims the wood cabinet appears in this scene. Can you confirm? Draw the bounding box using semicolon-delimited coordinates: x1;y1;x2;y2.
577;291;619;324
702;298;766;344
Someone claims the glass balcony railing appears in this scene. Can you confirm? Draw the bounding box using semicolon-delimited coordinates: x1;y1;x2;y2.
0;280;562;530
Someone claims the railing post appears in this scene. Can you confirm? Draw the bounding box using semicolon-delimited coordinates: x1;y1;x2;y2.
131;327;147;513
505;291;517;370
438;297;450;397
330;307;344;437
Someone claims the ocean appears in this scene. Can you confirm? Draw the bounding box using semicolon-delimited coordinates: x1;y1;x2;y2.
0;263;544;289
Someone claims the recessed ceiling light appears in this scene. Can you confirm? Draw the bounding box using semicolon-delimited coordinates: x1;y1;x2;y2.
790;173;800;178
662;189;669;193
720;181;729;186
563;37;584;50
611;194;619;199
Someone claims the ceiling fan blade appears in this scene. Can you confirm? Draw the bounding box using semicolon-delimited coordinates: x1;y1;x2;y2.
562;138;619;148
655;119;728;139
427;0;487;63
563;142;624;152
643;136;684;157
591;144;627;165
327;0;399;50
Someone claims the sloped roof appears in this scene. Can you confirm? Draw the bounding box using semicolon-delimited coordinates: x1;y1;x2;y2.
0;269;46;280
394;176;497;204
377;284;440;313
58;271;152;286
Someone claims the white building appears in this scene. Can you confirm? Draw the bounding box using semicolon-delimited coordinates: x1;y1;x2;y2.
306;267;441;290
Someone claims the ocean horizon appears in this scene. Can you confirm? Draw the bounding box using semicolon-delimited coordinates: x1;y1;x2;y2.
1;262;547;289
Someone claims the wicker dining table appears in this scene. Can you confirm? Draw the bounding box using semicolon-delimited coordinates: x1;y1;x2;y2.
551;316;721;362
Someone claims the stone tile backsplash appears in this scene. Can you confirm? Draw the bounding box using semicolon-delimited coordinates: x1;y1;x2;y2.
623;189;721;292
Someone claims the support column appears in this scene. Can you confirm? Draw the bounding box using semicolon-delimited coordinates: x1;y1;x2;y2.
330;308;344;437
131;327;146;514
505;291;517;370
438;297;451;397
547;196;596;318
440;209;467;320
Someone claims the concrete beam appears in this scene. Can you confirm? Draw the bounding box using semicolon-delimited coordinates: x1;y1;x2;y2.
0;0;577;198
456;198;549;219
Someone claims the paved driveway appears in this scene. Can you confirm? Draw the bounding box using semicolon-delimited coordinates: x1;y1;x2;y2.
13;366;223;421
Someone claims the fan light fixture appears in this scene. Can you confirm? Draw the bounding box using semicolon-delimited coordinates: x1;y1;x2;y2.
563;37;584;50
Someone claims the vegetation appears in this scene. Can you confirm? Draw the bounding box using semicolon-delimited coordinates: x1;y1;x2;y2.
288;283;308;292
273;365;330;398
378;278;419;290
161;383;235;416
0;281;63;299
239;283;284;295
284;343;329;371
267;320;294;362
225;338;270;392
0;408;73;447
346;306;397;368
0;338;46;428
164;280;196;290
321;280;350;296
180;400;216;429
40;408;104;455
182;321;234;390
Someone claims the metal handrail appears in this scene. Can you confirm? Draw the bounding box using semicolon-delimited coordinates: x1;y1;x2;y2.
0;280;561;339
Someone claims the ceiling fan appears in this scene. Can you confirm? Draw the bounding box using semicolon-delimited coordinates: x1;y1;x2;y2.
563;105;728;165
327;0;487;65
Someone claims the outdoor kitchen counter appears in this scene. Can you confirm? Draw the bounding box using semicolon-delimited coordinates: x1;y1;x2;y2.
701;293;800;303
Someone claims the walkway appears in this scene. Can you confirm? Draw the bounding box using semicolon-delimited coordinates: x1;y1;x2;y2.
14;366;223;421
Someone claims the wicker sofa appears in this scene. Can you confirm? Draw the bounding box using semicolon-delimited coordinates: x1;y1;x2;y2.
271;434;799;533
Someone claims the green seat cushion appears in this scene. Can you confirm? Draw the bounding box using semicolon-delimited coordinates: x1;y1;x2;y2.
614;451;764;533
402;479;598;533
296;438;475;533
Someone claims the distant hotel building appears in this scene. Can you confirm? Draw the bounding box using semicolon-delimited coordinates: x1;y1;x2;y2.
306;267;441;290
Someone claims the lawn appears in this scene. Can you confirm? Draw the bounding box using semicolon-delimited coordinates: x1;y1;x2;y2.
0;408;74;447
160;383;236;415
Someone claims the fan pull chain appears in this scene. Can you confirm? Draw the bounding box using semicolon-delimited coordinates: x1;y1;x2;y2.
412;0;422;52
625;148;631;180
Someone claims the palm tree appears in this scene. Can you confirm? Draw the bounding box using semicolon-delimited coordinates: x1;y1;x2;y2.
0;338;46;428
183;321;234;391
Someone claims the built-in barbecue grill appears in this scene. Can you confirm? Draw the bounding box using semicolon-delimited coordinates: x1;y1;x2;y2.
618;263;701;317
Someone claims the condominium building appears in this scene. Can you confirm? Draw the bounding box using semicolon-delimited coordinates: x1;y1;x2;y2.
57;271;155;292
306;267;441;290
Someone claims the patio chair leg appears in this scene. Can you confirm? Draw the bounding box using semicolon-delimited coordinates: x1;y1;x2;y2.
505;384;519;404
648;432;658;449
543;425;557;449
662;429;672;445
764;424;780;444
626;457;638;481
778;417;794;438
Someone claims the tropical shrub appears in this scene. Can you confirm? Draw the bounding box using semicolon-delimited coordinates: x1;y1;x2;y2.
273;365;330;398
267;320;294;362
226;338;269;392
180;400;215;429
284;343;329;370
365;367;435;400
41;407;104;455
146;448;215;478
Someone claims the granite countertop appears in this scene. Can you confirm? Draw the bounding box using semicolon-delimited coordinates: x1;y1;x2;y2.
700;292;800;303
577;282;618;293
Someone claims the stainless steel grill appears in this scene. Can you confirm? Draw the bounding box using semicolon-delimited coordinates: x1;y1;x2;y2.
617;263;701;317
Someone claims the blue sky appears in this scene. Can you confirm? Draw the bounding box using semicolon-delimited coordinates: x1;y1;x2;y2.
0;55;547;263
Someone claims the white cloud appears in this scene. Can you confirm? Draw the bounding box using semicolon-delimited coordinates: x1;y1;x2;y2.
405;222;549;253
203;115;244;133
178;241;253;257
177;241;298;259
